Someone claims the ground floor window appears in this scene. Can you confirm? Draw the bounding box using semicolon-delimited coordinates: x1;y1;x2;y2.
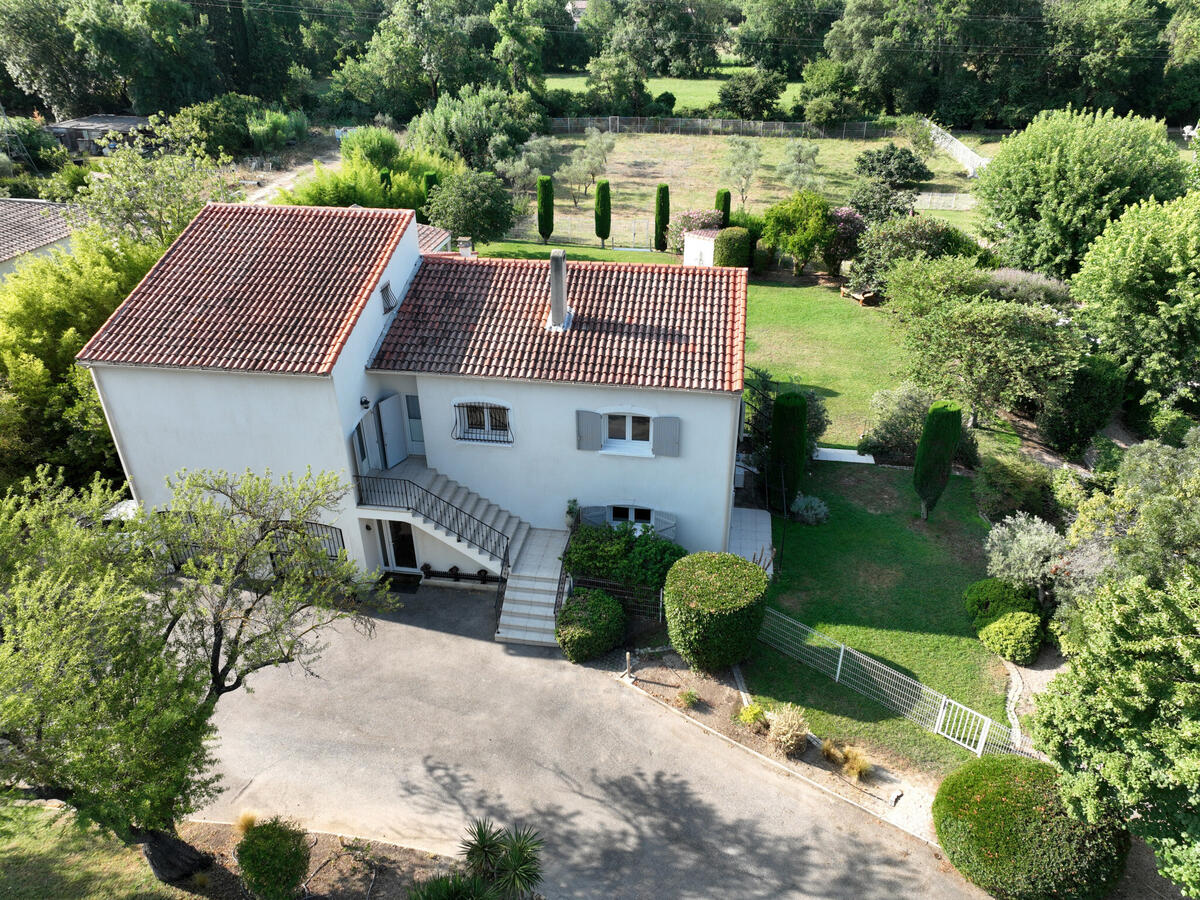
453;402;513;444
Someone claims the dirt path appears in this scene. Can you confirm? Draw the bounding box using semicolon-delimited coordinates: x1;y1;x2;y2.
240;131;341;205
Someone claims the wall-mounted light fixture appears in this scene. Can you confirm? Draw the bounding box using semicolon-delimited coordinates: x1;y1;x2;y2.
360;396;370;410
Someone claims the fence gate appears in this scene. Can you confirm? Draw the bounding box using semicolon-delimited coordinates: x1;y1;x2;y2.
934;696;991;756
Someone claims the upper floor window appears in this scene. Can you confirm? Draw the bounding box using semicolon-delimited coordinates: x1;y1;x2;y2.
381;281;398;313
605;413;650;449
453;402;513;444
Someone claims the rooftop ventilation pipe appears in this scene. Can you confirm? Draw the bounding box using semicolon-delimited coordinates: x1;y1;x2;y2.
549;249;569;330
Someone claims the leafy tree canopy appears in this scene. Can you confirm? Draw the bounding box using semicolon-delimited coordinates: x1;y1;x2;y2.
717;69;787;120
426;170;516;245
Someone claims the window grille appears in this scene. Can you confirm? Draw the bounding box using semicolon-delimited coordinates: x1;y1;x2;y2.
452;402;513;444
381;281;397;313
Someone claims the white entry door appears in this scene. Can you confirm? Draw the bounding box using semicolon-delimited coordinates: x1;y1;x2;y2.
377;394;408;469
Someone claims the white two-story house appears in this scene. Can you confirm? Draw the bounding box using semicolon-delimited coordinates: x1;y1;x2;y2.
77;203;753;645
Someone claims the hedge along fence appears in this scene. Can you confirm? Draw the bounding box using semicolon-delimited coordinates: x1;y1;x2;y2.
550;116;837;138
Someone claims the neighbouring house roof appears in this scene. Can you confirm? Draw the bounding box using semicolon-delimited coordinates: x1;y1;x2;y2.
49;114;149;133
77;203;413;375
684;228;721;241
370;256;746;393
0;198;72;264
416;223;452;254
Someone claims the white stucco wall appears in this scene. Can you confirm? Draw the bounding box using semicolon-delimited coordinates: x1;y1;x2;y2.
381;373;740;553
0;236;74;280
682;234;714;267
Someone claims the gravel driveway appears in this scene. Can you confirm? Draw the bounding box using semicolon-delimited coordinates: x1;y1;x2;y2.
202;587;985;899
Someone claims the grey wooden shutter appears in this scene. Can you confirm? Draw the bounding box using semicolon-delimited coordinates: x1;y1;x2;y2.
651;510;677;540
576;410;602;450
651;416;681;457
580;505;607;526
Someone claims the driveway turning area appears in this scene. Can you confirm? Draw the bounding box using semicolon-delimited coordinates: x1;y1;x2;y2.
203;588;985;899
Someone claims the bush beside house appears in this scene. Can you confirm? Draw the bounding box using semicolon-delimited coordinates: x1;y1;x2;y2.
664;552;768;671
933;756;1129;900
235;817;310;900
556;588;625;662
560;524;686;590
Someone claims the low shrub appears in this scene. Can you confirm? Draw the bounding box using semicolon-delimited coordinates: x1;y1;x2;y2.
235;816;310;900
768;704;809;756
963;578;1036;631
713;226;752;267
849;215;980;294
676;688;699;709
974;453;1054;521
736;702;767;729
728;209;765;248
1087;436;1124;492
789;494;829;524
1035;355;1125;455
1050;468;1089;516
820;738;841;763
978;610;1043;664
666;208;724;253
664;552;769;672
853;142;933;187
172;92;267;157
560;523;686;590
857;382;979;467
840;746;873;781
933;756;1129;900
986;268;1071;308
407;872;499;899
1150;403;1199;447
847;177;916;224
555;588;625;663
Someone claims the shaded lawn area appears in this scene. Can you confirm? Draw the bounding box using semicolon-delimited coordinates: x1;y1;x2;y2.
745;279;905;447
479;239;673;265
743;462;1008;775
0;803;179;900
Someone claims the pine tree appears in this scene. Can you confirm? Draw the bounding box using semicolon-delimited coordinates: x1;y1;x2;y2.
595;179;611;248
654;183;669;252
537;175;553;244
913;400;962;519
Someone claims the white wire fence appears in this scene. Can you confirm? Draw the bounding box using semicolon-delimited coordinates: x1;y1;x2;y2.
551;116;850;139
759;607;1037;759
505;214;658;250
914;190;976;211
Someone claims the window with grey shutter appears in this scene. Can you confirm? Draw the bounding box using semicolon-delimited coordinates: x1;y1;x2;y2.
580;505;607;526
651;510;677;540
576;410;602;450
651;416;681;457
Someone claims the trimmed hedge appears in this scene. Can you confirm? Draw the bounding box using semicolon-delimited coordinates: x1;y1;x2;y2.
537;174;553;243
654;183;670;252
715;188;731;226
556;588;625;663
979;611;1043;664
963;577;1036;631
664;552;768;671
1035;355;1124;455
236;817;311;900
913;400;961;519
713;226;752;267
933;756;1129;900
560;524;686;590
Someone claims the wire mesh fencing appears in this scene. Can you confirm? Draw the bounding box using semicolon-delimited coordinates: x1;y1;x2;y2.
572;575;663;621
759;607;1037;758
550;116;835;138
505;215;658;250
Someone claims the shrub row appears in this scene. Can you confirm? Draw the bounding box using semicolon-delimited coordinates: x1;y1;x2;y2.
963;578;1042;664
560;523;686;591
664;552;768;671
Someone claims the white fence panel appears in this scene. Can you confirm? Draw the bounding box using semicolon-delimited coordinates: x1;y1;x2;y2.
759;608;1037;758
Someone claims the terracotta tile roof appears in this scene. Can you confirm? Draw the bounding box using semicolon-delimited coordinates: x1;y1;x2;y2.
371;256;746;393
416;223;451;254
685;228;721;240
0;199;72;263
78;204;413;375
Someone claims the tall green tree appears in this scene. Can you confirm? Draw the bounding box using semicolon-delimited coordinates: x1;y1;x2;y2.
654;183;669;252
975;108;1190;279
717;69;787;120
913;400;961;519
537;174;553;242
772;391;809;508
490;0;546;95
763;191;831;275
1033;568;1200;896
736;0;838;78
584;48;650;114
715;188;731;227
1073;192;1200;407
427;170;515;246
604;0;722;78
594;179;611;248
722;136;762;209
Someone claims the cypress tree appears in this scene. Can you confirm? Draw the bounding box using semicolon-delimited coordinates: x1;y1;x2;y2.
537;175;554;244
772;392;809;510
913;400;963;520
595;179;611;249
715;188;731;227
654;183;669;252
419;171;439;225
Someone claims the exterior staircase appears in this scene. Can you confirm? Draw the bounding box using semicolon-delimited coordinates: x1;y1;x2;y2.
495;570;560;647
422;470;532;570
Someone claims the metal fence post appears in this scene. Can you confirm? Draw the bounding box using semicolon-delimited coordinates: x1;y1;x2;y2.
834;644;845;682
934;696;949;735
975;718;991;757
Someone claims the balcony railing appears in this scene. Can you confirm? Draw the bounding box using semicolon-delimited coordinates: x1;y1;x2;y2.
354;475;510;567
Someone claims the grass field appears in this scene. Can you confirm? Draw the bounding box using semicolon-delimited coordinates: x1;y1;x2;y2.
745;463;1008;774
0;804;179;899
519;131;983;246
745;279;905;447
545;71;806;111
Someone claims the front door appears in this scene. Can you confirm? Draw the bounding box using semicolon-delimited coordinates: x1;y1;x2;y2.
404;394;425;455
377;393;408;469
387;520;418;569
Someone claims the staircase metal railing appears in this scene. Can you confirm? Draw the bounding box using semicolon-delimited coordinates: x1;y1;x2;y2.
354;475;510;566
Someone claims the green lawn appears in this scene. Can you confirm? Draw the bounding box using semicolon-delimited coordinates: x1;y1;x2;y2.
745;279;905;447
744;462;1008;774
0;804;179;899
545;72;805;111
480;239;669;265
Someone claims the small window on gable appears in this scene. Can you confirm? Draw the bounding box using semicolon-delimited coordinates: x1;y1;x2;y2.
381;281;397;313
453;402;513;444
604;413;651;451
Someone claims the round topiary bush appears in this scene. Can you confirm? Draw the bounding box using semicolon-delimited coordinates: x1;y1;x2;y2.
933;756;1129;900
555;588;625;663
713;226;752;267
664;552;768;671
963;577;1035;631
236;816;310;900
978;610;1043;664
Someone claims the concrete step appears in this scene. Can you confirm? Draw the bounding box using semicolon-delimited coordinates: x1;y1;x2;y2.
494;626;559;648
428;473;450;496
502;590;556;609
448;484;470;509
502;599;556;617
499;610;556;630
507;571;560;589
507;522;531;566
